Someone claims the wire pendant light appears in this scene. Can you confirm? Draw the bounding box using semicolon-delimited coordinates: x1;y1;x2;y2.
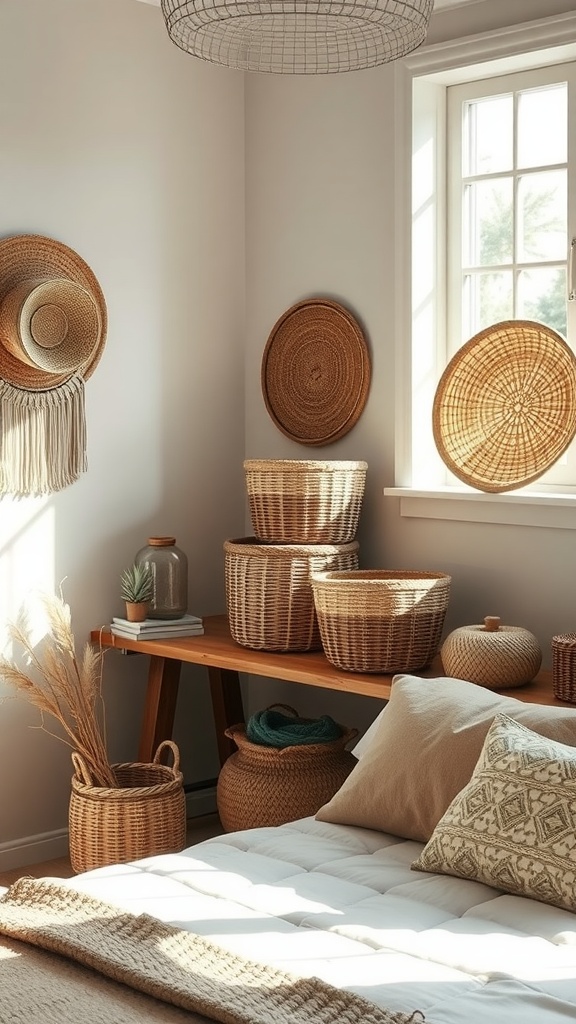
160;0;434;75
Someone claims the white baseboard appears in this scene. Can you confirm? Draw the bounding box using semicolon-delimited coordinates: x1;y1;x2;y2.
0;787;218;875
0;828;70;873
186;785;217;819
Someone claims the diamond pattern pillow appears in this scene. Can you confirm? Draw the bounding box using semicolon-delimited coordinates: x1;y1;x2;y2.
412;713;576;911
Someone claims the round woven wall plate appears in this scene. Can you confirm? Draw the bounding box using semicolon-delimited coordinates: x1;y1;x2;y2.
432;320;576;493
261;298;371;446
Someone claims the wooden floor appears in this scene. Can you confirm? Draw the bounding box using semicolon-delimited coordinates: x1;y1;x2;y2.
0;813;225;889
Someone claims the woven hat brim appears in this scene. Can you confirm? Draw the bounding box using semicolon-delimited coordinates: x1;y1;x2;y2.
261;298;371;446
0;234;107;391
432;320;576;493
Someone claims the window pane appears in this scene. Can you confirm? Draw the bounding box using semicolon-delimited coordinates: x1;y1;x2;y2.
464;178;513;266
517;84;567;168
463;271;513;336
517;170;567;262
464;94;513;175
518;267;567;337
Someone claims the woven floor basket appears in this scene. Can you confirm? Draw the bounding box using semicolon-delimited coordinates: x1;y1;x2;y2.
224;536;359;651
552;634;576;703
311;569;452;673
216;722;358;832
244;459;367;544
69;740;186;873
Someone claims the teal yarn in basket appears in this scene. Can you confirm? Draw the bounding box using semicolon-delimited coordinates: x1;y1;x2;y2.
246;704;343;748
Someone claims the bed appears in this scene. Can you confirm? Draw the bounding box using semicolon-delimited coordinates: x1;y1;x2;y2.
1;673;576;1024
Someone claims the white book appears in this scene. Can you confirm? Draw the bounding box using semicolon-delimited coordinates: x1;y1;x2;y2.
111;625;204;642
112;613;203;633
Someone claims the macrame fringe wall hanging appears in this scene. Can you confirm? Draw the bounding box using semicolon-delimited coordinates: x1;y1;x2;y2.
0;377;87;497
0;234;107;498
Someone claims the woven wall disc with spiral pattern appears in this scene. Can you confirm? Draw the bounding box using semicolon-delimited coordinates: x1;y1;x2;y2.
432;320;576;493
261;298;371;446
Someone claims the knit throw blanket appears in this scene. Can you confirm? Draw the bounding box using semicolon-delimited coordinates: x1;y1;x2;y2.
0;878;425;1024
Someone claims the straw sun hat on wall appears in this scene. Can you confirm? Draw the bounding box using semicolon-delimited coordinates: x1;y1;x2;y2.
0;234;107;497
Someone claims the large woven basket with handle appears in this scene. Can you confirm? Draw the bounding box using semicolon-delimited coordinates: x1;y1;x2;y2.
69;739;186;873
217;706;358;832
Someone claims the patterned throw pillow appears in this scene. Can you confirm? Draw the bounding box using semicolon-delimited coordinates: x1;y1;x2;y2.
412;713;576;912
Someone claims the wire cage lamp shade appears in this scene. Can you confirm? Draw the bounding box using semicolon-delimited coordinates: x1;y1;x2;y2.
160;0;434;75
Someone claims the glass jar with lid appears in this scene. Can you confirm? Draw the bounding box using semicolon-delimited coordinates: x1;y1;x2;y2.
134;537;188;619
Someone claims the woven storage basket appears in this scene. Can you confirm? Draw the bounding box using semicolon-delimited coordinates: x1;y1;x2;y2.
552;634;576;703
217;718;358;832
69;740;186;873
224;536;359;652
311;569;451;673
244;459;367;544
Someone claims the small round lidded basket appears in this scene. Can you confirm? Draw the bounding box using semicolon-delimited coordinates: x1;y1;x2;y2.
441;615;542;690
244;459;367;544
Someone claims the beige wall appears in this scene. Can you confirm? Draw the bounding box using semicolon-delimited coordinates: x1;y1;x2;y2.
0;0;245;868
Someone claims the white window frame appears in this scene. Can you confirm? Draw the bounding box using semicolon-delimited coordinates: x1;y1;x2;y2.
385;11;576;530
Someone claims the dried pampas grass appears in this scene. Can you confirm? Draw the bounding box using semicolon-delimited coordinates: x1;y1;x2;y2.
0;590;116;787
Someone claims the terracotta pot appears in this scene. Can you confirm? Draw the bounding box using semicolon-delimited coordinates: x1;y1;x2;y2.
125;601;148;622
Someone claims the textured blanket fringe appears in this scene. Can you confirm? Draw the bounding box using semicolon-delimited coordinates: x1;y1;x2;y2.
0;376;87;496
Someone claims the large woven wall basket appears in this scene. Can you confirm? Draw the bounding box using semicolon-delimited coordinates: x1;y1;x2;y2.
69;740;186;873
216;722;358;832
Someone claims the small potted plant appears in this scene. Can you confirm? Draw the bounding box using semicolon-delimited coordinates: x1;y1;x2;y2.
120;562;154;622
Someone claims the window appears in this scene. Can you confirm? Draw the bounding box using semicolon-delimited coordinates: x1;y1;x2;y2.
388;13;576;524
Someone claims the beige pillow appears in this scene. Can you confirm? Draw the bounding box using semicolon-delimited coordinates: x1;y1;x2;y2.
316;674;576;842
412;713;576;912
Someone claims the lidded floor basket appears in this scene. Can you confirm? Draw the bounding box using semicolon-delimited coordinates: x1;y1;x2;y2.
69;740;186;873
217;708;358;832
311;569;452;673
244;459;367;544
224;536;359;651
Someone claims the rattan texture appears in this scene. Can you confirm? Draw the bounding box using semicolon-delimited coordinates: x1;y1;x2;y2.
311;569;451;673
244;459;367;544
0;234;107;391
161;0;433;75
432;320;576;493
552;634;576;704
224;536;359;652
68;740;186;873
440;622;542;690
261;299;371;445
217;720;358;831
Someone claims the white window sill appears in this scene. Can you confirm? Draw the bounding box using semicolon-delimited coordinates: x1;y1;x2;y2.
383;486;576;529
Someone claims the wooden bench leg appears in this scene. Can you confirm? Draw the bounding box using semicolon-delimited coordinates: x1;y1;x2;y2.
138;656;182;762
208;667;244;766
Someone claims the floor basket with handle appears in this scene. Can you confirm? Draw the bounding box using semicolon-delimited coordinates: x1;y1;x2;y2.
69;739;186;873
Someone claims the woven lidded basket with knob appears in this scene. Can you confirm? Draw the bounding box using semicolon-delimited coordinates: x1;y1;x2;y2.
440;615;542;690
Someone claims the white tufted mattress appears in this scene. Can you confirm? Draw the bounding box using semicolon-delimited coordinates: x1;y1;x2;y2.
54;815;576;1024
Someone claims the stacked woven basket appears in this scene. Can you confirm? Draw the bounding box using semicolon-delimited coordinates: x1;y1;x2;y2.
224;459;368;651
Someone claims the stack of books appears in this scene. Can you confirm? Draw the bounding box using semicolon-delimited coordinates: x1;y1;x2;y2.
111;613;204;642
